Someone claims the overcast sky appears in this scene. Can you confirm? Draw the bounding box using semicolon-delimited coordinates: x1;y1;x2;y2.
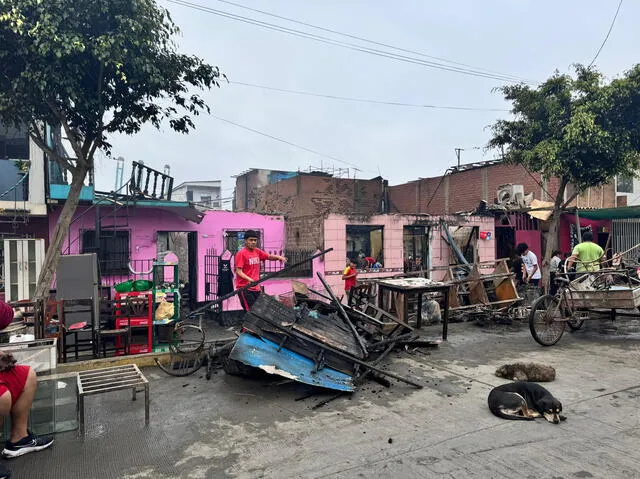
98;0;638;207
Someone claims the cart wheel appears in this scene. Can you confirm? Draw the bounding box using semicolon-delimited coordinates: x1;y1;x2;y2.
529;294;566;346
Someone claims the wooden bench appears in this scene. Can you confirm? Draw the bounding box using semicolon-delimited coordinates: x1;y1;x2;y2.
76;364;149;435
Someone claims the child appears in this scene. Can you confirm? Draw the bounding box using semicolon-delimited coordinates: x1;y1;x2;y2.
342;258;358;298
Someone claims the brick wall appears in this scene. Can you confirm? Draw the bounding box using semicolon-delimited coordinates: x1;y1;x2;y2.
285;215;324;250
388;162;618;215
253;174;385;217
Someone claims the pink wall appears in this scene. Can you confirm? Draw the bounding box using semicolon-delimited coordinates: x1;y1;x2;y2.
322;214;495;291
49;207;292;308
559;214;611;254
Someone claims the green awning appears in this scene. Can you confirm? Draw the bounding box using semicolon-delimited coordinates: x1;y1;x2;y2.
577;206;640;220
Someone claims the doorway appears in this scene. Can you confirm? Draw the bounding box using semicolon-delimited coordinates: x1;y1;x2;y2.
157;231;197;309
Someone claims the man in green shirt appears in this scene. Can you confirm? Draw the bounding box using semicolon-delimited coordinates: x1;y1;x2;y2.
567;231;604;273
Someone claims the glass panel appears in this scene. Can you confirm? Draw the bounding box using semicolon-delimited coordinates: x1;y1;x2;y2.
9;241;18;283
28;240;36;284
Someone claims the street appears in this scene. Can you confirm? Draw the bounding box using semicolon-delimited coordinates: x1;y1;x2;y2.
10;317;640;478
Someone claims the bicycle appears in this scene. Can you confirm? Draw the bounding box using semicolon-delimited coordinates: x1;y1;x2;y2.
528;256;640;346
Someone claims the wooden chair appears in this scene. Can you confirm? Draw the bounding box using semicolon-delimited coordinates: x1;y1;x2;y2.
93;299;130;358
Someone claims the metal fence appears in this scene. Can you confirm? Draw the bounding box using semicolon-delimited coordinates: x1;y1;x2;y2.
99;259;154;288
262;249;314;278
612;219;640;260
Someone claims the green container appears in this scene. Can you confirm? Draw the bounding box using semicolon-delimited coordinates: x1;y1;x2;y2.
114;280;134;293
133;280;154;292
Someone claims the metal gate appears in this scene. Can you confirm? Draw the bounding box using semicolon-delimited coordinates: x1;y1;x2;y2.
612;219;640;259
204;248;219;302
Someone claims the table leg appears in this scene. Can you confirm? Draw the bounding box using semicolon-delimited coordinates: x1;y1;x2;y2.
442;288;449;341
144;385;150;425
132;386;137;401
416;293;423;329
79;395;85;436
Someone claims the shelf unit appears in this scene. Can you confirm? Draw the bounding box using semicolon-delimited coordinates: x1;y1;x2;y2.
114;292;153;354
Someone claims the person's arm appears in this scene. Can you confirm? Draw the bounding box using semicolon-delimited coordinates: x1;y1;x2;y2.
566;254;578;271
234;266;254;284
267;253;287;262
342;268;357;280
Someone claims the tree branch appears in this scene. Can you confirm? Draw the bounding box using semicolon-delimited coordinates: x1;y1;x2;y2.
45;99;85;163
28;122;78;176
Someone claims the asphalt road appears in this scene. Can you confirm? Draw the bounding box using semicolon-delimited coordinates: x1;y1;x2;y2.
8;316;640;478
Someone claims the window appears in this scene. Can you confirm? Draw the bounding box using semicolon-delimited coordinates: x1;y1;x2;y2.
346;225;384;268
0;124;29;160
617;175;634;194
200;195;211;206
224;230;262;254
403;226;429;272
185;190;193;202
82;230;130;275
0;160;29;201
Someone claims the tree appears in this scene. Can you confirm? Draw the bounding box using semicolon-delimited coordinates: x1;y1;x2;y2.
488;65;640;287
0;0;223;298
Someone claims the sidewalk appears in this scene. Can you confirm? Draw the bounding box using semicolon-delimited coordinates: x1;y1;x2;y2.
7;316;640;478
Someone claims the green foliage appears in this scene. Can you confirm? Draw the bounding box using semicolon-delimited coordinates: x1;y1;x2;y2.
489;65;640;194
0;0;222;166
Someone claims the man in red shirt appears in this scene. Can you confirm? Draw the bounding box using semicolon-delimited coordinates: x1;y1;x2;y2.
235;230;287;311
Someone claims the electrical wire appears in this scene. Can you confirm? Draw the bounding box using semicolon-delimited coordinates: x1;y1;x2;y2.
588;0;624;67
212;116;367;172
209;0;533;83
231;81;510;112
164;0;538;84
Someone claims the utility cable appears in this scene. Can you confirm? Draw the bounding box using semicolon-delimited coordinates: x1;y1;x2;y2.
164;0;537;84
209;0;533;83
212;116;368;172
231;81;510;112
588;0;623;67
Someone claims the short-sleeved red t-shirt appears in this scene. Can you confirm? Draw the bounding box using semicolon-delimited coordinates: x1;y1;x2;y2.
343;265;357;291
235;247;269;291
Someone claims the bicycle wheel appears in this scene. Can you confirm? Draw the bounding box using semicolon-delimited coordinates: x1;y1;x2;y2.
529;294;566;346
169;323;205;355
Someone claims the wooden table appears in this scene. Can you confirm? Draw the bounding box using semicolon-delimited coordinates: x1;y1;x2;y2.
376;278;450;339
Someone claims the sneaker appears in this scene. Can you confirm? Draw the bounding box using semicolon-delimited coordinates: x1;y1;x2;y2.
0;462;10;478
2;432;54;458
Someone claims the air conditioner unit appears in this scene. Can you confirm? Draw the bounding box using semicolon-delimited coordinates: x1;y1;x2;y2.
496;184;525;204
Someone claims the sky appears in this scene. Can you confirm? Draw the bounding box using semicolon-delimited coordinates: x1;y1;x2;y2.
98;0;639;207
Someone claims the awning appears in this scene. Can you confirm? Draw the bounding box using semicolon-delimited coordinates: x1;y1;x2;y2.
93;195;205;223
577;206;640;221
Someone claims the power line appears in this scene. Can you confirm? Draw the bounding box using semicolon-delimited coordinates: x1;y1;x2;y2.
588;0;623;67
212;116;367;172
231;80;510;112
164;0;538;85
209;0;533;84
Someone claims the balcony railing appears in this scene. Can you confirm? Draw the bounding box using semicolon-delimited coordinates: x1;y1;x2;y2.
130;161;173;200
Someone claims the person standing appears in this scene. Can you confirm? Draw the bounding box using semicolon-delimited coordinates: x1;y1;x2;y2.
567;231;604;274
549;250;563;295
516;242;542;287
234;230;287;311
342;258;358;301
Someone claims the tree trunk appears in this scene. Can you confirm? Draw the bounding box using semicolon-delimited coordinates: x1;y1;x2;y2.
541;178;568;293
34;165;90;299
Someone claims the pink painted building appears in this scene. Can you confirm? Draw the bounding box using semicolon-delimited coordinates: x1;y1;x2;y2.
319;213;496;295
50;205;308;311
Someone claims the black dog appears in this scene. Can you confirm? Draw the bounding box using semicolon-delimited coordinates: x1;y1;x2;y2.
488;382;566;424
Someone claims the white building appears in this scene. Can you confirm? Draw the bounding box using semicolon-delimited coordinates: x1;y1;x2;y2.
171;180;222;209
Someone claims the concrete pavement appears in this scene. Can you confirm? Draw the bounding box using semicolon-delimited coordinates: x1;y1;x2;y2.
7;316;640;478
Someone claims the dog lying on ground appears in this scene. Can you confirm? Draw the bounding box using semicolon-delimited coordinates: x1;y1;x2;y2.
495;362;556;382
488;382;566;424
